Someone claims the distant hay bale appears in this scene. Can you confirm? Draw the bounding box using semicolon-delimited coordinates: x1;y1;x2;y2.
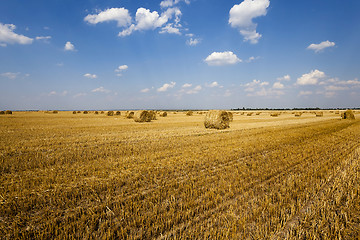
149;110;157;120
83;111;88;114
270;112;280;117
159;112;167;117
228;112;233;122
134;110;152;122
294;112;302;117
52;110;58;114
115;111;121;116
72;111;76;114
341;109;355;120
94;111;99;114
256;112;261;115
125;111;134;119
247;112;253;116
204;110;230;130
186;111;193;116
107;111;114;116
5;110;12;114
315;112;323;117
240;112;244;115
0;111;5;115
76;111;80;113
100;111;104;114
335;110;340;114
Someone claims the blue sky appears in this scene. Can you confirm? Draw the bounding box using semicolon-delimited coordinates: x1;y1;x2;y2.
1;0;360;110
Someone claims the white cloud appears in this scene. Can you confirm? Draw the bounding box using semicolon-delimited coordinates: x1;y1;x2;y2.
119;7;182;36
115;65;128;72
157;81;176;92
84;73;97;79
48;90;68;97
273;82;284;89
64;41;76;51
186;85;201;94
298;91;313;96
160;0;190;8
35;36;51;42
245;56;260;63
186;38;201;46
160;23;181;35
277;74;291;81
244;79;269;91
297;69;325;85
0;23;33;46
325;85;349;91
140;88;150;93
0;72;20;79
182;83;192;88
307;40;335;53
229;0;270;44
84;8;132;27
208;81;219;88
91;86;110;93
205;51;241;66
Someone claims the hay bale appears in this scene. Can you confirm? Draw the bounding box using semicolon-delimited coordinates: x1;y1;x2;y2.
100;111;104;114
94;111;99;114
107;111;114;116
228;112;233;122
186;111;193;116
134;110;152;122
341;109;355;120
72;111;76;114
256;112;261;115
52;110;58;114
115;111;121;116
149;110;157;120
83;111;88;114
204;110;230;129
315;112;323;117
294;112;302;117
270;112;280;117
5;110;12;114
159;112;167;117
125;111;134;119
247;112;253;116
0;111;5;115
335;110;339;114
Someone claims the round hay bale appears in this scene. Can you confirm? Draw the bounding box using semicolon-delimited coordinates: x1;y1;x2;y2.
115;111;121;116
341;109;355;120
256;112;261;115
204;110;230;130
72;111;77;114
247;112;253;116
5;110;12;114
0;111;5;115
160;111;167;117
149;110;157;120
125;111;134;119
294;112;302;117
100;111;104;114
83;111;88;114
270;112;280;117
94;111;99;114
134;110;152;122
228;112;233;122
107;111;114;116
52;110;58;114
186;111;193;116
315;112;323;117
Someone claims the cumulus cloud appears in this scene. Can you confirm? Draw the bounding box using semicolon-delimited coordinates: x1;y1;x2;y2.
160;0;190;8
84;8;132;27
48;90;68;97
0;72;20;79
307;40;335;53
297;69;325;85
140;88;151;93
244;79;269;92
273;82;284;89
64;41;76;51
0;23;33;47
182;83;192;88
35;36;51;42
245;56;260;63
229;0;270;44
186;37;201;46
186;85;202;94
115;65;128;72
277;74;291;81
91;86;110;93
119;7;182;36
207;81;220;88
157;81;176;92
205;51;242;66
84;73;97;79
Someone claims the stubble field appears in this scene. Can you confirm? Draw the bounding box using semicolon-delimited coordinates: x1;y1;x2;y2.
1;111;360;239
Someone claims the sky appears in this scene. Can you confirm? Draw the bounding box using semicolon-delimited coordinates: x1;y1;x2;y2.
1;0;360;110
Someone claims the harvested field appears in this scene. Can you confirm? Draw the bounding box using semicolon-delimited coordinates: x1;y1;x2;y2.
1;111;360;239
